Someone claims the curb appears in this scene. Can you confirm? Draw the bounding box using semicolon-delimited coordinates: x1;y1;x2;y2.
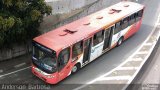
73;13;160;90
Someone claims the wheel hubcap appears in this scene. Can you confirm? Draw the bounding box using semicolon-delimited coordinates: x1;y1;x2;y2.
72;66;77;72
118;39;122;45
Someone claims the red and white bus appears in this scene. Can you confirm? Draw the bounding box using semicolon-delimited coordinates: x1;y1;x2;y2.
31;1;144;84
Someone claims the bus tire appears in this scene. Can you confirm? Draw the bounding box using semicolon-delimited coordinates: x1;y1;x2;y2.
117;37;124;46
71;63;80;74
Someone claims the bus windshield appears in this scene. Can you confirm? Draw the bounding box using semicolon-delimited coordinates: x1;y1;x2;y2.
32;42;57;74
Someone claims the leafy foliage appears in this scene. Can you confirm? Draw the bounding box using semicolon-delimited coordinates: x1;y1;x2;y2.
0;0;52;48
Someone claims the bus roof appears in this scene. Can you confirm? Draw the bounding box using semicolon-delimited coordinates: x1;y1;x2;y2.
34;1;144;51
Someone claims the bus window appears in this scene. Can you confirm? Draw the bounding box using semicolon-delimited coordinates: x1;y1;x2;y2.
138;10;143;17
129;14;136;25
136;9;143;22
114;21;121;34
93;30;104;46
72;41;83;61
58;47;70;70
32;42;57;74
121;17;129;30
105;28;111;38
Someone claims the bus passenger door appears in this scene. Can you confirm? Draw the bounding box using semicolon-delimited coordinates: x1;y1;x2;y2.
58;47;71;81
83;38;92;64
103;26;114;50
90;30;104;61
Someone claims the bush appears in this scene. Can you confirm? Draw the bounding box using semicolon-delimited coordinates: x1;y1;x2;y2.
0;0;52;48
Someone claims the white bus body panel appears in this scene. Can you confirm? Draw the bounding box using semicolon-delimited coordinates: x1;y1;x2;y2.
111;26;132;46
90;41;104;62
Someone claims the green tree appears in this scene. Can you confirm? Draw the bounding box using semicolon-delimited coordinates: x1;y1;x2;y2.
0;0;52;48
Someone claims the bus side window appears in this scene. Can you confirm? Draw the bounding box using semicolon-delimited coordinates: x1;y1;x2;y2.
93;30;104;46
114;21;121;34
136;9;143;22
121;17;129;30
129;13;136;26
72;41;83;61
58;47;70;71
105;28;111;38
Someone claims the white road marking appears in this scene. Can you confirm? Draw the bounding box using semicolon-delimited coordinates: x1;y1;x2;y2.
144;43;153;46
97;76;131;81
129;58;143;61
74;12;160;90
14;63;26;68
136;51;149;54
154;65;158;71
117;67;138;70
73;41;146;90
0;66;31;78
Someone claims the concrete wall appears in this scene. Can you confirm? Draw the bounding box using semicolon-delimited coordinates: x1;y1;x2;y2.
45;0;98;14
0;0;125;61
0;43;32;61
41;0;121;33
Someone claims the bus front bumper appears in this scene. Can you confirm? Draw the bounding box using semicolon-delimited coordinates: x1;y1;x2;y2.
31;65;59;84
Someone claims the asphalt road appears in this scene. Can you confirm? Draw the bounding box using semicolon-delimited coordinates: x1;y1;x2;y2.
0;0;160;90
127;37;160;90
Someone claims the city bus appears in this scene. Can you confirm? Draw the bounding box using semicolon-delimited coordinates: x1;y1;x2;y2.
31;1;144;84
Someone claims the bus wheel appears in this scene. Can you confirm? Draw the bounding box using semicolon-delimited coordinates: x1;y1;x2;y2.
117;37;123;46
71;64;80;74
